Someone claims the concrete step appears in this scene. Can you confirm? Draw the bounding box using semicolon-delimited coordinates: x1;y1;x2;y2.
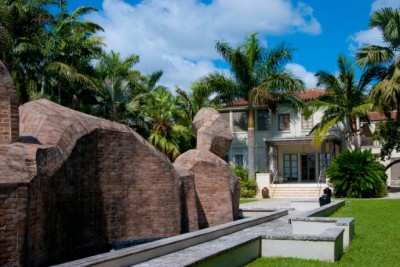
267;184;328;199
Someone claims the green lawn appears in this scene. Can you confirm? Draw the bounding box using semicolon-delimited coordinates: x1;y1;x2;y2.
247;199;400;267
240;198;259;204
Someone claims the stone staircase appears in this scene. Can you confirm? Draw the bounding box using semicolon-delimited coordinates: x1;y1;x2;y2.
267;183;328;199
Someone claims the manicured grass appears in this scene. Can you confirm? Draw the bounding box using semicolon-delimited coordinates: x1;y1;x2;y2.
240;198;258;204
247;199;400;267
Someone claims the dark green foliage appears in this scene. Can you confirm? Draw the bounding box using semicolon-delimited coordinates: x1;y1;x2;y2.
231;166;258;198
326;149;388;198
375;120;400;160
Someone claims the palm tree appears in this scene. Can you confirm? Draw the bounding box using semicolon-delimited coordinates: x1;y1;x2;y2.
143;87;191;161
194;33;304;178
37;0;104;104
95;50;139;81
95;77;131;121
356;7;400;119
304;55;380;149
356;7;400;159
0;0;54;102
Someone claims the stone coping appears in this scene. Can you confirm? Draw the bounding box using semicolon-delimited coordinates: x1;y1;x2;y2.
54;210;288;267
239;208;283;212
301;200;345;217
54;200;347;267
263;227;344;241
291;200;319;202
291;217;354;226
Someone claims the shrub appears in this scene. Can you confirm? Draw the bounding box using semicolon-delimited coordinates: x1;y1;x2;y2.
231;166;257;198
326;149;388;198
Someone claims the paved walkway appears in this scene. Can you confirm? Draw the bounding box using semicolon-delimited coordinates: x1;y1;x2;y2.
134;195;399;266
134;200;309;267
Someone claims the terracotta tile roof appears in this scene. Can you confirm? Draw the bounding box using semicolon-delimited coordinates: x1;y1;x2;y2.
297;88;325;100
227;98;248;107
367;111;397;121
225;89;325;107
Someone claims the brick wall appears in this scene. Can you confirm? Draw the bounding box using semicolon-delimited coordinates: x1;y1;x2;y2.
23;130;181;266
0;185;28;267
0;60;19;144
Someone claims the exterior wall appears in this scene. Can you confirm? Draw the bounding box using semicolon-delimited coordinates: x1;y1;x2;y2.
223;107;338;175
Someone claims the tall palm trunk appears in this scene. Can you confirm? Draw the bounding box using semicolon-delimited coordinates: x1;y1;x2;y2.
247;105;255;179
396;93;400;121
40;75;46;96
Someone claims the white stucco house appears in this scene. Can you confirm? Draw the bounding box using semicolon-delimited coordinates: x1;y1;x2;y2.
220;89;400;197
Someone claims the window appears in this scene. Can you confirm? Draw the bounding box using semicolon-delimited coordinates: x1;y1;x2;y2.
319;153;332;171
278;114;290;131
235;154;244;167
232;112;247;132
223;155;229;163
283;154;298;180
302;115;313;130
256;110;270;131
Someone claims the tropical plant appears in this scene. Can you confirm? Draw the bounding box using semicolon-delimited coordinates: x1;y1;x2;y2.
175;86;221;138
195;33;304;179
326;149;388;198
143;87;191;161
0;0;105;105
93;50;152;130
374;119;400;159
94;77;131;121
95;50;139;81
231;166;257;198
304;55;381;149
37;0;104;104
356;7;400;159
0;0;55;102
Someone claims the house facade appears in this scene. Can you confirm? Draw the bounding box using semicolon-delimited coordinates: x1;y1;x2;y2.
221;89;399;188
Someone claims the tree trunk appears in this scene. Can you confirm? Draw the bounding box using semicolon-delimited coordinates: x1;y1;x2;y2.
247;106;255;179
396;93;400;121
40;75;46;96
355;115;361;149
57;72;61;103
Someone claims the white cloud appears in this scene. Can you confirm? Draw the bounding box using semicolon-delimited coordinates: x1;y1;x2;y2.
347;28;385;51
347;0;400;52
88;0;321;91
371;0;400;12
285;63;317;89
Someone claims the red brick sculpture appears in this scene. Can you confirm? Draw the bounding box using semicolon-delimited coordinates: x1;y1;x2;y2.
0;62;239;266
1;99;183;266
192;108;232;158
175;108;240;229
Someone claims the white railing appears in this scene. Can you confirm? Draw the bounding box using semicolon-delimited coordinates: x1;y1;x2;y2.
270;170;279;198
317;168;325;196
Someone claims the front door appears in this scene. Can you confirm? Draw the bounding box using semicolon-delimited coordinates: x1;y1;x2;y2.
301;154;316;182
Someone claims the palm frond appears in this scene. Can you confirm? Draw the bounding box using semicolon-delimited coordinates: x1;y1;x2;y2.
356;45;394;68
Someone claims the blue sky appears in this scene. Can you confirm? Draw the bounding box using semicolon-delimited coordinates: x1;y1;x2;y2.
67;0;400;91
